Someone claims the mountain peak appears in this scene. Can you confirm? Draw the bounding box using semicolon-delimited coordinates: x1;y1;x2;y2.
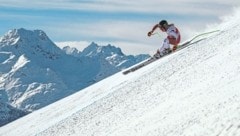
0;28;62;59
1;28;49;44
81;42;124;57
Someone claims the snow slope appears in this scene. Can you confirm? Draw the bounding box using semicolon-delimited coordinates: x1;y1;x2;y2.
1;10;240;136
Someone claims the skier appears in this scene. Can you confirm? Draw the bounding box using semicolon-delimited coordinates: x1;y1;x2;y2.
148;20;181;58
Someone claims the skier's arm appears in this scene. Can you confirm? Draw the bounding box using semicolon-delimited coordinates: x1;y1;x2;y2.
148;24;160;37
151;24;160;32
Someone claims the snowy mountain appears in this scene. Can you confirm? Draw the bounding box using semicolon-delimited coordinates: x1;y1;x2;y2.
0;28;149;126
64;42;150;70
1;9;240;135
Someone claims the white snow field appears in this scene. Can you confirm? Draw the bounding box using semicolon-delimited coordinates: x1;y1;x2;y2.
1;9;240;136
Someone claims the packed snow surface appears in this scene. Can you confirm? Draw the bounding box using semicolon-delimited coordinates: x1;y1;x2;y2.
1;9;240;136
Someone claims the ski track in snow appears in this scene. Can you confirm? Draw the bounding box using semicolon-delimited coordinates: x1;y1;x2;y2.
1;10;240;136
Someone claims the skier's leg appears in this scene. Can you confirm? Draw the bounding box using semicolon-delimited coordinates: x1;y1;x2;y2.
159;38;171;56
168;36;180;51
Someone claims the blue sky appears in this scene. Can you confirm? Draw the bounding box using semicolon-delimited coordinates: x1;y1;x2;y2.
0;0;240;55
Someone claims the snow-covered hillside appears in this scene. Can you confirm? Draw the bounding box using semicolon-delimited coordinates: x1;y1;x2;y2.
0;29;149;126
1;9;240;136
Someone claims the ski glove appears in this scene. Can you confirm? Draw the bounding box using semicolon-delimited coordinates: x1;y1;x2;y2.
148;31;152;37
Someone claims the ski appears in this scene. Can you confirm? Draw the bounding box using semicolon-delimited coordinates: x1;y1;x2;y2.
179;30;220;47
122;30;220;75
122;56;158;75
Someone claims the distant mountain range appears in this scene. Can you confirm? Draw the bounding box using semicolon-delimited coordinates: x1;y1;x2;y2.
0;28;150;126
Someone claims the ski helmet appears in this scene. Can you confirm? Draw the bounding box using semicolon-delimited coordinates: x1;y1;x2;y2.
159;20;168;26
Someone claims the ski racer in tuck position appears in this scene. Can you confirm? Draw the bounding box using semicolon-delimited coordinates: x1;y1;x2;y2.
148;20;181;58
